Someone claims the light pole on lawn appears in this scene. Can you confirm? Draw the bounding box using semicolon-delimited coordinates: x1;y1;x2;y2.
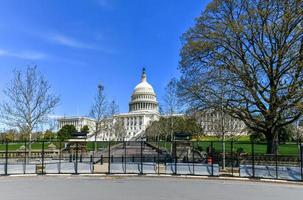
218;68;226;170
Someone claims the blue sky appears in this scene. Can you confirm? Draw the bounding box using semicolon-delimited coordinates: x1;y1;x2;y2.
0;0;209;116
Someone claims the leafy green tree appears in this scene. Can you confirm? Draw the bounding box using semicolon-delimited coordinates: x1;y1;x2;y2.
57;125;76;141
146;116;203;140
249;131;266;143
5;133;15;142
250;124;295;144
277;124;295;144
1;129;17;142
179;0;303;154
19;132;30;141
81;125;90;134
43;130;56;141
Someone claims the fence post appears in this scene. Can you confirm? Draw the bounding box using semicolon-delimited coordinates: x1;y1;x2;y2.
75;143;78;174
90;155;93;174
124;140;126;174
24;140;27;174
192;141;195;175
108;141;111;174
164;154;167;173
275;145;278;180
211;142;214;176
5;141;8;175
300;141;302;182
140;138;143;175
42;141;45;175
92;141;95;165
174;141;177;175
231;140;234;176
251;141;255;178
121;155;124;174
157;138;160;174
59;141;62;174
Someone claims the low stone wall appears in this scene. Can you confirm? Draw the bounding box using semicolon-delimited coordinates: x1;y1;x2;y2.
0;150;60;159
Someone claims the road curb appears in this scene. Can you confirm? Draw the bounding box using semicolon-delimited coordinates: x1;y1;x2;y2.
1;173;303;186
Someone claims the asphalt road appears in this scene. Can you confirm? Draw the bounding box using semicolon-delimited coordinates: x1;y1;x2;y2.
0;176;302;200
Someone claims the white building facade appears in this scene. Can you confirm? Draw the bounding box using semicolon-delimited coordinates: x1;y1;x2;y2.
57;117;96;135
194;111;247;136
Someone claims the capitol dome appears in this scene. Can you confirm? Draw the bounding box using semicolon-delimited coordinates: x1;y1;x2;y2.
129;68;159;113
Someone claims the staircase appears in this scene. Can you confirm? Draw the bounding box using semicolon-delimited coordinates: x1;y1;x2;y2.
94;141;172;164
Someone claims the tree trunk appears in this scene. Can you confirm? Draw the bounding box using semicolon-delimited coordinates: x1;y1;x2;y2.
94;130;99;154
28;129;32;161
266;133;277;155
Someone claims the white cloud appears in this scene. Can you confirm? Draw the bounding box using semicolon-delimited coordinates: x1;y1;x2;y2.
47;32;115;54
0;49;47;60
0;49;8;56
51;34;93;49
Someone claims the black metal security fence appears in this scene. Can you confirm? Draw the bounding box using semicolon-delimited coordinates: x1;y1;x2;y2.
0;140;302;181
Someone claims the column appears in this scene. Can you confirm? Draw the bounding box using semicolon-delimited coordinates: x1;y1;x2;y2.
137;117;140;129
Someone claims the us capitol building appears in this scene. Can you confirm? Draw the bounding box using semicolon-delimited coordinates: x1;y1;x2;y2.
114;68;160;140
57;68;160;141
57;68;246;141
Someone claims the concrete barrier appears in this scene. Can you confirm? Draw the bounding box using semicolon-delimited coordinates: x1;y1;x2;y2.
240;165;302;181
165;163;219;176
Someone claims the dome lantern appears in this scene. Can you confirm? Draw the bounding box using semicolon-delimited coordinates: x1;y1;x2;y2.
141;67;147;82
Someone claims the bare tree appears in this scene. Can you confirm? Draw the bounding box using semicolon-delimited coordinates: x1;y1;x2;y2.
106;100;126;140
0;66;60;155
179;0;303;154
90;84;107;152
164;78;181;115
112;118;126;141
163;78;182;141
107;100;119;118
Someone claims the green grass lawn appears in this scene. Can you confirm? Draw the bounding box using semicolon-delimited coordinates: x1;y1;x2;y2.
86;142;110;151
191;135;300;155
155;140;300;156
0;142;55;151
193;135;251;142
0;141;112;151
193;141;299;155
